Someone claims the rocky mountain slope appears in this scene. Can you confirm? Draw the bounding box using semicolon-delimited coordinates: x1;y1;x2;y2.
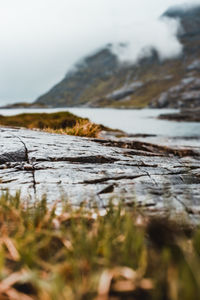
35;5;200;109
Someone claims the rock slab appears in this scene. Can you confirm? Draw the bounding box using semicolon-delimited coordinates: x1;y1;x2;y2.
0;127;200;223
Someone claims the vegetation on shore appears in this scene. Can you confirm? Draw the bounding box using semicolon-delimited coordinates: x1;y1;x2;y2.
45;119;101;138
0;112;102;138
0;112;87;130
0;192;200;300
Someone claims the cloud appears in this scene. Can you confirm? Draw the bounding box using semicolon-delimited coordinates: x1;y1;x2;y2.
111;16;183;62
0;0;199;103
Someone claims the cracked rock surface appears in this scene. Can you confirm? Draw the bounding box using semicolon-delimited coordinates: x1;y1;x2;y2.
0;127;200;223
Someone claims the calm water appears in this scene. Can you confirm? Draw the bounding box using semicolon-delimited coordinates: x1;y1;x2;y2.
0;107;200;137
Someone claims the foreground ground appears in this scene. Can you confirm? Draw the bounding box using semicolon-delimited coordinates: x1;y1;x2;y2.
0;192;200;300
0;113;200;299
0;126;200;224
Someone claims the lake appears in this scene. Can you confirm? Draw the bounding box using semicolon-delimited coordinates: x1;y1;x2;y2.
0;107;200;137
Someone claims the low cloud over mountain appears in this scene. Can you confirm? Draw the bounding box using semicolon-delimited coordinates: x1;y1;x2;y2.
1;0;199;103
34;3;200;110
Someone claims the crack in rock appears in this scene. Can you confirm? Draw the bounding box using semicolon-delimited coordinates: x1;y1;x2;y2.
98;184;115;195
81;174;145;184
37;155;118;164
0;150;26;165
174;195;194;215
31;165;37;194
15;136;30;163
13;135;37;194
139;167;158;187
0;179;15;184
92;139;199;157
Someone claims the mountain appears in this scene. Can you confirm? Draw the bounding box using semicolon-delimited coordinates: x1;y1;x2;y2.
35;5;200;109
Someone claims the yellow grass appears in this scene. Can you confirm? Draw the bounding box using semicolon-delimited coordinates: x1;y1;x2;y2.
45;119;101;138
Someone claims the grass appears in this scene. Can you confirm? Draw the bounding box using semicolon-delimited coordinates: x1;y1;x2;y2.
0;192;200;299
0;112;102;138
0;112;86;130
45;119;101;138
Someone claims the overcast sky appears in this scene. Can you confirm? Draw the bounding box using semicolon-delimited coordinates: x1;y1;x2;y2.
0;0;200;104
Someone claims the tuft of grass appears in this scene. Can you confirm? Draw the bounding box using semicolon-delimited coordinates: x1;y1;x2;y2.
45;119;101;138
0;192;200;299
0;111;102;138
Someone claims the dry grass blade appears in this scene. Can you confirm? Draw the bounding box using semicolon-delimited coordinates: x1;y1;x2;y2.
140;279;154;290
5;288;35;300
2;238;20;261
97;267;153;298
97;270;114;296
61;238;73;251
0;271;27;293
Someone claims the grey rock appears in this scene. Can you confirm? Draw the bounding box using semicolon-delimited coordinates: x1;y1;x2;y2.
181;91;200;101
151;76;200;108
156;92;169;108
159;107;200;122
181;77;196;85
187;60;200;71
0;127;200;223
106;81;143;101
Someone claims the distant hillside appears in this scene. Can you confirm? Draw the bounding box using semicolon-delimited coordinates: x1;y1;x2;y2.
35;5;200;109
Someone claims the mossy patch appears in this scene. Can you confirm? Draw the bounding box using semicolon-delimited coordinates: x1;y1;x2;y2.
0;111;85;130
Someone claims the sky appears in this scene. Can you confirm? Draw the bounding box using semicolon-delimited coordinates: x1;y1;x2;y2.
0;0;200;104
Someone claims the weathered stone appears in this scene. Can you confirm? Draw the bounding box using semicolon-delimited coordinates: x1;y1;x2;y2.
150;76;200;109
159;107;200;122
187;60;200;71
106;81;143;101
156;92;169;108
0;127;200;223
182;91;200;101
